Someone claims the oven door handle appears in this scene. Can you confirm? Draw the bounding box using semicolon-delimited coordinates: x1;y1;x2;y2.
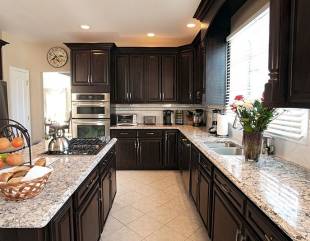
72;120;109;125
72;102;108;107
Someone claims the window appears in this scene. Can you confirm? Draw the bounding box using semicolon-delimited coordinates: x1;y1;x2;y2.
226;7;309;142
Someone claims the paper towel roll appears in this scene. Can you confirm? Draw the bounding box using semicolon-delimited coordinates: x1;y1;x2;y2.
217;114;228;136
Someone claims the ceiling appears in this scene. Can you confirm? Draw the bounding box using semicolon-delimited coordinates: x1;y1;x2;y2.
0;0;201;47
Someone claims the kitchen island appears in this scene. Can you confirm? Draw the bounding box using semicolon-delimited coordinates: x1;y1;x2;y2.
111;125;310;241
0;138;117;241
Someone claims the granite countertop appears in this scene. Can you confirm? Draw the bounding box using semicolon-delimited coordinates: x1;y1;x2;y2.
111;124;310;241
0;138;117;229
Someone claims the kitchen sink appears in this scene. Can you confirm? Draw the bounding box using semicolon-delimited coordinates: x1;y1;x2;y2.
204;141;243;155
210;147;243;155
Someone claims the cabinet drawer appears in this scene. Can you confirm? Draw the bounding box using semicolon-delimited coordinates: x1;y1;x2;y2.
99;148;115;174
199;155;213;176
111;129;137;138
138;129;163;138
76;170;99;207
246;202;291;241
214;169;246;214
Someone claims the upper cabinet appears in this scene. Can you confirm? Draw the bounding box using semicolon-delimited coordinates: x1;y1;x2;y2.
0;40;9;81
264;0;310;108
112;49;178;104
65;43;115;93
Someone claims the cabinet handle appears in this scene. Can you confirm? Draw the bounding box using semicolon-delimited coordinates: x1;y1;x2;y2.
120;132;129;135
162;92;165;100
264;234;274;241
130;92;132;100
235;229;241;241
189;92;192;100
220;183;231;194
146;132;155;135
159;92;162;100
126;92;129;100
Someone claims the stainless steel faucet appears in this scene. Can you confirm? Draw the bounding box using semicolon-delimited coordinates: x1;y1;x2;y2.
262;135;275;156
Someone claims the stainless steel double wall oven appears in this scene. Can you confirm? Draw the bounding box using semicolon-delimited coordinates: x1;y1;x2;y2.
72;93;110;139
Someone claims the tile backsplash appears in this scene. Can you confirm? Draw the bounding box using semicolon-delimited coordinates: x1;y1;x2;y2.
111;104;206;125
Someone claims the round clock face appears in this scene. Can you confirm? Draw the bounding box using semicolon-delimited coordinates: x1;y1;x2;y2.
47;47;68;68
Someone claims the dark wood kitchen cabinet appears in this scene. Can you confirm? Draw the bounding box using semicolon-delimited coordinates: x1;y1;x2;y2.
161;55;177;102
178;135;191;192
163;130;178;169
211;185;243;241
114;55;129;103
145;55;161;102
138;137;163;169
264;0;310;108
75;184;101;241
199;168;212;235
129;55;145;102
115;138;138;169
100;171;111;225
50;199;75;241
178;49;194;103
190;146;200;205
65;43;114;93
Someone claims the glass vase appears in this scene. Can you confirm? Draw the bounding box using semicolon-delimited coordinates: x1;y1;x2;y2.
242;131;263;162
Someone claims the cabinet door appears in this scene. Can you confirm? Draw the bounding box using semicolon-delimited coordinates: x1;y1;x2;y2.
72;50;90;86
212;185;243;241
199;171;212;236
129;55;145;102
179;50;193;103
91;50;109;86
114;55;129;103
76;184;100;241
50;199;74;241
163;131;178;169
100;172;111;226
139;138;163;169
288;0;310;107
115;138;138;169
180;138;191;192
161;55;177;102
190;146;199;205
193;43;205;104
110;151;117;201
145;55;161;102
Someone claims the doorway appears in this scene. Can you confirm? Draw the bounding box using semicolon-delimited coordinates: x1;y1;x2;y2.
8;66;32;135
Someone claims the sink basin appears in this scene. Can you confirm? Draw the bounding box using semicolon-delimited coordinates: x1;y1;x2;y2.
211;147;243;155
204;141;240;148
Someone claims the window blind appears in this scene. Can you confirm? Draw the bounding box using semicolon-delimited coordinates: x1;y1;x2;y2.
266;109;309;141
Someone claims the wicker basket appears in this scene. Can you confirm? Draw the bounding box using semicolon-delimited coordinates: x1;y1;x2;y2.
0;172;52;201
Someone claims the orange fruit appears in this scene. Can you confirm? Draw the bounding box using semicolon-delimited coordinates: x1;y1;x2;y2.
0;138;10;151
11;137;24;148
6;153;24;166
0;160;5;169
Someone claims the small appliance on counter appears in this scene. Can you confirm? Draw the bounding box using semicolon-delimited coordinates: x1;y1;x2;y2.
116;114;137;126
163;110;173;125
48;129;69;154
143;116;156;125
192;109;204;127
208;109;221;135
175;110;184;125
216;113;229;136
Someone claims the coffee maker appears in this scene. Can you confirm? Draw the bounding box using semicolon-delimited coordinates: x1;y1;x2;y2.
163;110;173;125
208;109;221;135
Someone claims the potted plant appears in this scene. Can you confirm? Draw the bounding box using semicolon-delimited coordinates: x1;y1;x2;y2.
231;95;277;161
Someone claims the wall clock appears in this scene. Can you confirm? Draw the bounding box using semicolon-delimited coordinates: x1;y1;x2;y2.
47;47;68;68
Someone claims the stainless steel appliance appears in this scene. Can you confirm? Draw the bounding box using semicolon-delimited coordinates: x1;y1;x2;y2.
163;110;173;125
116;114;137;126
193;109;204;127
208;109;221;135
72;119;110;139
72;93;110;139
143;116;156;125
72;93;110;119
0;81;9;129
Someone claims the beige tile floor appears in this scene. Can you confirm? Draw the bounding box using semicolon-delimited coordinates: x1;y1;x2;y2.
100;171;210;241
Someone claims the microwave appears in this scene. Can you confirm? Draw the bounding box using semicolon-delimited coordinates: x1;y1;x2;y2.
116;114;137;126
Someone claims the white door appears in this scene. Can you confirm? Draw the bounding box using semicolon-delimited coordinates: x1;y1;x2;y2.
8;67;32;135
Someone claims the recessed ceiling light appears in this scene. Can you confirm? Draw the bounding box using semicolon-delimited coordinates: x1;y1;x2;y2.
147;33;155;37
80;25;90;30
187;23;196;28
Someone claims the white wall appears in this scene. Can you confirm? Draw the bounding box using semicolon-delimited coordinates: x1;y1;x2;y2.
1;31;70;143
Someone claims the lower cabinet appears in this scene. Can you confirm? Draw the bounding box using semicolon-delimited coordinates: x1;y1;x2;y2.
199;169;212;236
115;138;138;169
163;130;178;169
139;138;163;169
100;171;111;228
110;153;117;202
75;184;101;241
211;185;243;241
50;199;75;241
190;146;199;205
